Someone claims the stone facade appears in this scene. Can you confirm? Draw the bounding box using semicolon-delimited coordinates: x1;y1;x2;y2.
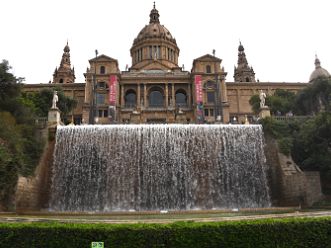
22;4;310;125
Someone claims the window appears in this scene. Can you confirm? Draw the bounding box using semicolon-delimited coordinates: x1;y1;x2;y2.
97;93;105;105
204;109;209;116
98;110;103;117
175;89;187;106
98;82;106;88
207;92;215;103
246;77;250;82
206;65;211;73
149;89;164;107
59;78;63;84
100;66;105;74
210;109;214;117
104;110;108;118
125;89;136;107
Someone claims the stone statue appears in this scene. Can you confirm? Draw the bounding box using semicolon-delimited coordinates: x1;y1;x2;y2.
259;90;266;108
52;91;59;109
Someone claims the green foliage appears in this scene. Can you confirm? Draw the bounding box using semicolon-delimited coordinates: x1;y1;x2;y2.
20;88;77;118
249;89;296;116
0;217;330;247
0;60;43;210
268;89;296;115
295;77;331;115
292;112;331;193
249;94;260;114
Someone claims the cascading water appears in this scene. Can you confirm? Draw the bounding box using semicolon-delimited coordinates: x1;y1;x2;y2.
49;124;271;211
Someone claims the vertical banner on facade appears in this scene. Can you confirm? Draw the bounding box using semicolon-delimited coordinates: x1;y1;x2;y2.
195;75;204;123
109;75;117;105
108;75;117;122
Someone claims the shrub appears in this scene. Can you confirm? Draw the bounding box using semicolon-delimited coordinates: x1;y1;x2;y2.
0;217;330;248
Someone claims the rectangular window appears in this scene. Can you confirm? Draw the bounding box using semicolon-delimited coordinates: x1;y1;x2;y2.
204;109;209;116
104;110;108;118
210;109;214;117
96;93;105;105
98;110;103;117
207;92;215;103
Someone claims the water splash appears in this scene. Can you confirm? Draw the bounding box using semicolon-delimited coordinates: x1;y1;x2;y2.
50;124;271;211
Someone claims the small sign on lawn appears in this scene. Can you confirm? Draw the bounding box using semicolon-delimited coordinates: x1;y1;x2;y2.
91;242;104;248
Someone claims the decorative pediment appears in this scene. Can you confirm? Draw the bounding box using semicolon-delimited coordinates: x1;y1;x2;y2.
193;54;222;63
89;54;118;64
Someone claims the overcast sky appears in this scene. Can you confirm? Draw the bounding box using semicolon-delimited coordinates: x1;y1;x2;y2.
1;0;330;84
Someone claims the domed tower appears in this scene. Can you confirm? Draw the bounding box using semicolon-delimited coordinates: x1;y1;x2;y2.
234;42;255;82
53;41;76;84
309;55;330;82
130;3;180;71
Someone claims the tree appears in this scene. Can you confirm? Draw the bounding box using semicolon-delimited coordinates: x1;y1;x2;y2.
249;89;296;115
295;77;331;115
21;88;77;119
0;60;43;210
292;112;331;193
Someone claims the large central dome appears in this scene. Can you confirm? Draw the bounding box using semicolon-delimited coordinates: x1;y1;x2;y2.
130;4;180;70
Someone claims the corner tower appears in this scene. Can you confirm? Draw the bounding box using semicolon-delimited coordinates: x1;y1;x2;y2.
130;3;180;71
234;42;255;82
53;41;75;84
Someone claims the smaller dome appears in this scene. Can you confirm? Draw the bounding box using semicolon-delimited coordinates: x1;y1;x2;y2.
238;42;244;52
309;56;330;82
64;42;70;53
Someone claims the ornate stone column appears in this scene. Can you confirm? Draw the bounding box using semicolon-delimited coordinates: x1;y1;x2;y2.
165;83;169;108
144;83;147;108
137;83;141;108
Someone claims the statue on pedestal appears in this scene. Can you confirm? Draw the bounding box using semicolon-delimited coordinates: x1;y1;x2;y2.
259;90;266;108
52;91;59;109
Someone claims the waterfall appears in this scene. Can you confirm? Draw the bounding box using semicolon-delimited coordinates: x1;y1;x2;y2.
49;124;271;211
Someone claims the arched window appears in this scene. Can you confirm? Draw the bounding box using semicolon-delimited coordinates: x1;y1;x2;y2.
206;65;211;73
100;66;105;74
59;78;63;84
98;82;106;88
149;88;164;107
125;89;136;108
246;77;250;82
175;89;187;106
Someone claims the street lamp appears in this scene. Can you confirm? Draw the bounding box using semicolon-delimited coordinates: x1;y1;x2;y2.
89;50;98;124
213;49;223;123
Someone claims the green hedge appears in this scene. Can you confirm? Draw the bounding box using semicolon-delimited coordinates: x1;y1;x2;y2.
0;217;330;248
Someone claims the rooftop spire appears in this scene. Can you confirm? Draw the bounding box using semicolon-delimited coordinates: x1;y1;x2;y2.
315;54;321;68
149;2;160;23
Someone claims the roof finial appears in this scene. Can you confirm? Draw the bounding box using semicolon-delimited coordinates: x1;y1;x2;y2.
315;54;321;68
153;1;155;9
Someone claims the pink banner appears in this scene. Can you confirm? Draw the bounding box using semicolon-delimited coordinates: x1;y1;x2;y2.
109;75;117;105
195;75;203;103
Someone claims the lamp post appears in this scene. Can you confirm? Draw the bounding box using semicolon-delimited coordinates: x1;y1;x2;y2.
89;50;98;124
213;49;223;123
94;49;98;124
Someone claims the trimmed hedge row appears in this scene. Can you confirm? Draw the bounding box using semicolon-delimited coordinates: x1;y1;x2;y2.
0;217;330;248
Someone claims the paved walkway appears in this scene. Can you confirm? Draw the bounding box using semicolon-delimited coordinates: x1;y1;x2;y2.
0;210;330;224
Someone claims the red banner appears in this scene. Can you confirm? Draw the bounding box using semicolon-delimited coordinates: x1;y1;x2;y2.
109;75;117;105
195;75;203;103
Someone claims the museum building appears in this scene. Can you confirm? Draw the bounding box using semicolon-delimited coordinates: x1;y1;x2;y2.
24;4;330;125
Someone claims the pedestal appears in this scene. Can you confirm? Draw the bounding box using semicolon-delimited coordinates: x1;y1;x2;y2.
175;112;187;123
48;108;61;126
130;112;141;124
259;106;271;119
